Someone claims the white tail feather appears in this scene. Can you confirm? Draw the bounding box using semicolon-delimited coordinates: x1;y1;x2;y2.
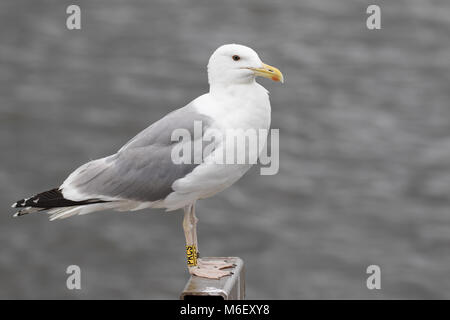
48;203;120;221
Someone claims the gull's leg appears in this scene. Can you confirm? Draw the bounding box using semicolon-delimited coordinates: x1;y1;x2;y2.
190;203;235;270
189;202;199;258
183;203;233;279
183;203;196;252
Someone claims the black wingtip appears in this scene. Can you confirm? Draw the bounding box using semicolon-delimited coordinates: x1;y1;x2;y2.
12;188;108;213
12;198;26;208
13;211;30;218
13;209;28;217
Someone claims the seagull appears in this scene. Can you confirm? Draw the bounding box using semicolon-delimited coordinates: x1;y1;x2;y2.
11;44;284;279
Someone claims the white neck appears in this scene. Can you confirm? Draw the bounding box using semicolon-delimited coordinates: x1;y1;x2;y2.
209;78;258;96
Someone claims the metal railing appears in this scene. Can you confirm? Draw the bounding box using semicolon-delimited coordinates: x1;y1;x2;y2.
180;257;245;300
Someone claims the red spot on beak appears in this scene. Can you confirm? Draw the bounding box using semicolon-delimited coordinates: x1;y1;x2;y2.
272;76;279;81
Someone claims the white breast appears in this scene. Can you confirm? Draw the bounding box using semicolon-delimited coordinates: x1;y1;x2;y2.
162;82;271;210
196;82;271;131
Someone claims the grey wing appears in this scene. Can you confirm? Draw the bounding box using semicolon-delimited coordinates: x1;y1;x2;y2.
61;104;213;202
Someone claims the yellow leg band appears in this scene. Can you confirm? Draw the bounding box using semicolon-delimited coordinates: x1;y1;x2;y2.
186;245;198;267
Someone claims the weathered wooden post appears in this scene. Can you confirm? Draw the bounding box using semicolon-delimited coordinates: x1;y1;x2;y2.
180;257;245;300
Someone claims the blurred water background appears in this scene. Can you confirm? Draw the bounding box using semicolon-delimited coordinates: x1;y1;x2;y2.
1;0;450;299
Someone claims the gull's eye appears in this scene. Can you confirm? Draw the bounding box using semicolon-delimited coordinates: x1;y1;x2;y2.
232;55;240;61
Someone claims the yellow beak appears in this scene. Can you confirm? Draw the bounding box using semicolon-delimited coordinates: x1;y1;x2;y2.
249;63;284;83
